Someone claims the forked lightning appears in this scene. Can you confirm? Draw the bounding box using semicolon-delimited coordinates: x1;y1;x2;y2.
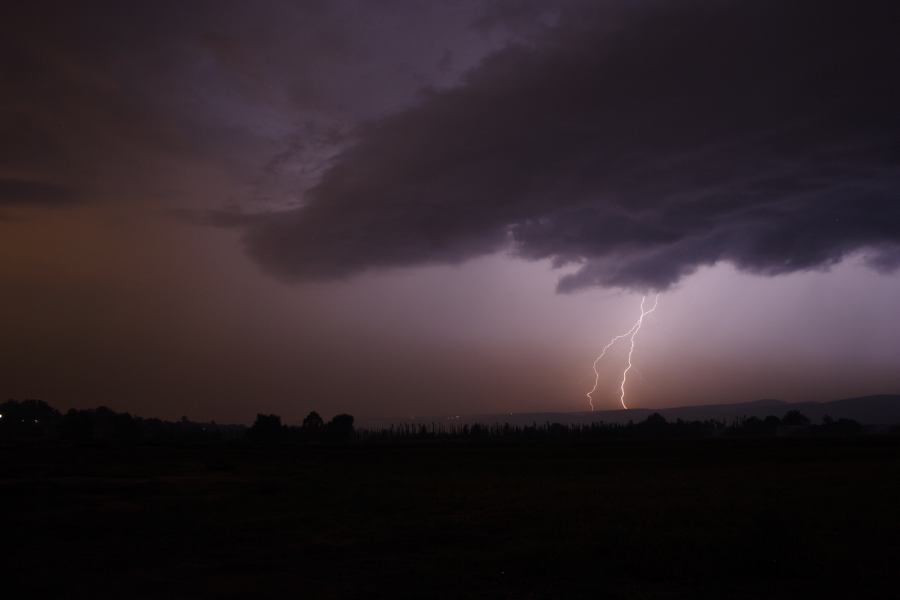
586;294;659;410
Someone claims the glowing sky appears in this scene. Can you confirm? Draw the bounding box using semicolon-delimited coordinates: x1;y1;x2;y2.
2;1;898;422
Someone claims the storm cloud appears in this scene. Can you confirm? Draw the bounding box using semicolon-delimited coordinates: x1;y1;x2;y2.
244;0;900;291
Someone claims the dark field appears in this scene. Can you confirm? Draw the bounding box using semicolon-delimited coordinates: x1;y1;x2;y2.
3;438;900;598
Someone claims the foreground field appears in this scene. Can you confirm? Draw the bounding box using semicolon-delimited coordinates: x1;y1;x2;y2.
3;438;899;598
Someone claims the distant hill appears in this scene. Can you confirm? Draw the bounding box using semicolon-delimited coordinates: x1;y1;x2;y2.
812;395;900;425
366;395;900;428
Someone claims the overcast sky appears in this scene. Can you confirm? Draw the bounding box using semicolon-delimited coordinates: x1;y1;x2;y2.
2;0;899;422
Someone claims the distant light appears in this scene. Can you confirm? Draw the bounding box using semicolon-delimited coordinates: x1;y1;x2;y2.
0;413;3;419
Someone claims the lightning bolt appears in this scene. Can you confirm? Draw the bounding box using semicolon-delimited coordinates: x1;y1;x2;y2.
586;294;659;411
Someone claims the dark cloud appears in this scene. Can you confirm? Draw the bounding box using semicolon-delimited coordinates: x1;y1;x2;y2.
0;0;499;212
243;0;900;291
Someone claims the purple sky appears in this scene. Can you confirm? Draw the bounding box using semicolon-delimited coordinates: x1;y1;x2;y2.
2;0;898;422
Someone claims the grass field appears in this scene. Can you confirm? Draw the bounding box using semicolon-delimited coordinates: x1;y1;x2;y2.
3;438;899;598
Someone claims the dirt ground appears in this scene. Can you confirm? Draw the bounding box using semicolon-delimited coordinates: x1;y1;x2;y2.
3;438;899;598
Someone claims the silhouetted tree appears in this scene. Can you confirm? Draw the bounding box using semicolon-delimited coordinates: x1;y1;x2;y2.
634;413;668;438
325;414;355;441
249;414;285;442
782;410;811;428
302;411;324;434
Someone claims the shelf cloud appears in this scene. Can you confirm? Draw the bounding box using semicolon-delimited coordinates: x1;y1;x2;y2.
242;0;900;291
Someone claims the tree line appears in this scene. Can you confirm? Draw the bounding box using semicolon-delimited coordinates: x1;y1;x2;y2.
0;399;356;444
356;410;864;443
0;399;243;443
0;398;873;445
